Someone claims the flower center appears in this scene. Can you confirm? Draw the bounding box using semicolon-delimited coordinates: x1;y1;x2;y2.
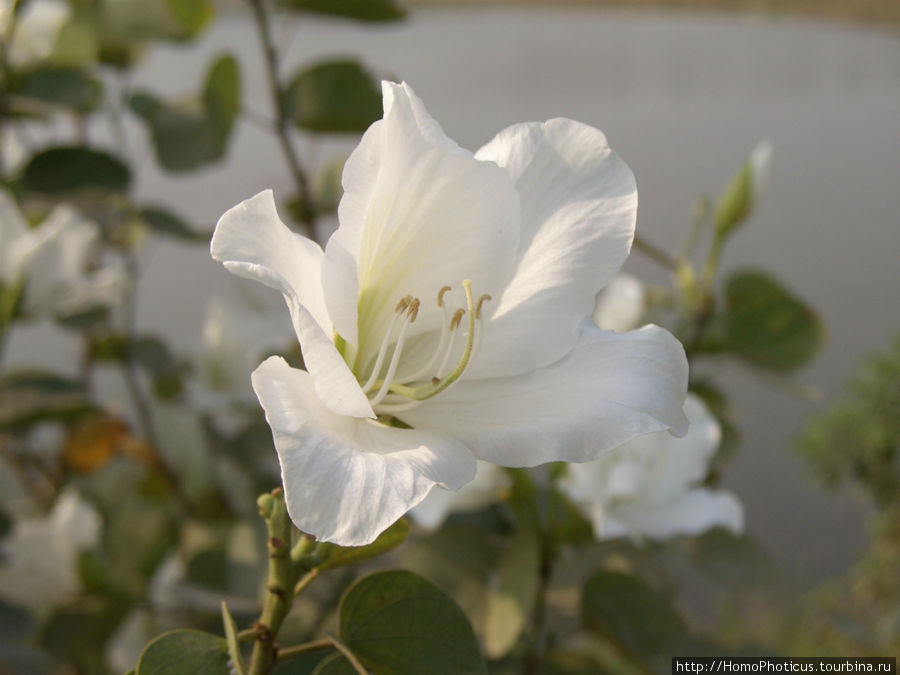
349;279;490;414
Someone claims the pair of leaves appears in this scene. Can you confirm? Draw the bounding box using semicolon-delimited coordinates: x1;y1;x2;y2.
130;54;240;172
136;570;485;674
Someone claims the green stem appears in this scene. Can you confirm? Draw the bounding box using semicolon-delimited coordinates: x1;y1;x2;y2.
292;567;319;597
326;634;368;675
275;639;333;662
523;547;554;675
632;234;678;271
246;0;316;233
249;488;297;675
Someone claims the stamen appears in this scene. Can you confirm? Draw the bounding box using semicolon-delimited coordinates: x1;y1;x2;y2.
408;280;478;401
436;321;461;377
369;310;415;406
361;296;412;393
400;288;453;384
475;294;492;319
450;308;465;331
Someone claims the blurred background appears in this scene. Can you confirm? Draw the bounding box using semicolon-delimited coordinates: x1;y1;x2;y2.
1;0;898;671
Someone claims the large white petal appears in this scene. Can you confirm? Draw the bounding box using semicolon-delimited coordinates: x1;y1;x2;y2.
399;322;688;466
211;191;373;418
472;119;637;378
252;357;477;546
326;82;520;365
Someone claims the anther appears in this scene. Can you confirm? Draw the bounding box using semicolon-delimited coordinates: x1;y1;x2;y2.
450;308;465;331
437;286;452;307
431;377;440;385
475;294;492;319
395;295;413;313
406;298;420;322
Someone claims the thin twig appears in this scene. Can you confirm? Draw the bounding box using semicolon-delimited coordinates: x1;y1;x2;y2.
293;567;320;597
326;633;368;675
632;233;678;271
276;638;333;662
246;0;316;233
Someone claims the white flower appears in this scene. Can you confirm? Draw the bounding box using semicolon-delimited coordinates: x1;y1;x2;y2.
211;81;689;546
592;273;646;333
0;0;69;67
1;191;46;290
195;296;293;410
409;461;511;531
0;193;128;319
559;394;743;541
0;489;102;611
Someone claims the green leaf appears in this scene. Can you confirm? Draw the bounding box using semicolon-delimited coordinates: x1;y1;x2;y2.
687;529;776;587
722;269;823;372
203;54;240;138
166;0;214;38
221;602;246;675
139;206;210;242
339;570;486;674
319;518;408;571
283;59;382;133
483;529;540;658
15;67;102;111
0;371;93;429
582;571;688;658
187;546;229;591
136;630;230;675
23;146;130;194
130;54;239;172
311;653;357;675
279;0;405;22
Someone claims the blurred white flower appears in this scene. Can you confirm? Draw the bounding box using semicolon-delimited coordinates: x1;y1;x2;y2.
592;273;646;333
0;191;48;290
559;394;743;542
212;81;688;546
409;461;511;530
0;192;128;320
24;205;128;318
0;0;69;67
194;296;293;410
0;489;102;611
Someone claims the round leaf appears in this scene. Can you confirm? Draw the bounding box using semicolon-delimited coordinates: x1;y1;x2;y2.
136;630;229;675
723;269;824;372
339;570;486;674
23;147;130;194
581;571;687;658
283;60;382;133
15;67;102;111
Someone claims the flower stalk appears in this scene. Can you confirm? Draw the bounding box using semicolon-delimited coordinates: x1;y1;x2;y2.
249;487;297;675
